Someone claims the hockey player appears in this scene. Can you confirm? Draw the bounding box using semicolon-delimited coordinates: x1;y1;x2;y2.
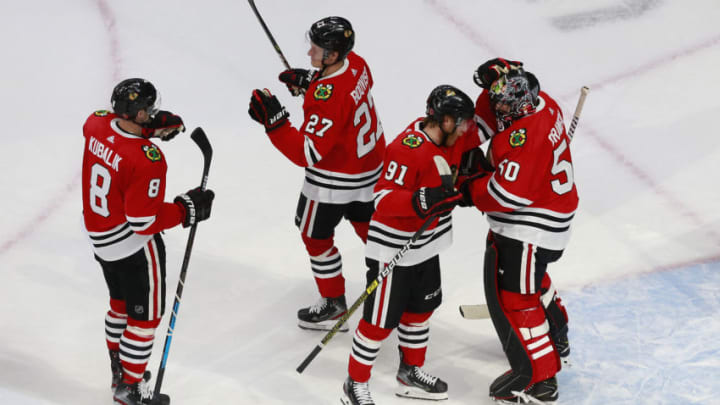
82;78;215;405
341;85;476;405
248;16;385;332
459;60;577;404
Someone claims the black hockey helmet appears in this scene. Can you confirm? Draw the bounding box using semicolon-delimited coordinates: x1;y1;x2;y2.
111;78;159;120
308;16;355;60
426;85;475;125
488;70;538;128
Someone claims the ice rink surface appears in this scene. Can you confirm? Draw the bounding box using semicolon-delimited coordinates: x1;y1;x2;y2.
1;0;719;404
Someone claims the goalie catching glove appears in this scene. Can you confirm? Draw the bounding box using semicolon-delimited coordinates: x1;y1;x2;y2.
248;89;289;132
174;187;215;228
278;68;317;97
142;111;185;141
411;185;463;219
473;58;524;89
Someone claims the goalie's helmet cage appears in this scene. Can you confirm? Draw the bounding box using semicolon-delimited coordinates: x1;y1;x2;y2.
425;84;475;125
308;16;355;60
111;78;159;120
489;71;538;127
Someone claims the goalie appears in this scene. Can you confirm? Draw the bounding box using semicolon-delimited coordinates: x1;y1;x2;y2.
458;59;578;404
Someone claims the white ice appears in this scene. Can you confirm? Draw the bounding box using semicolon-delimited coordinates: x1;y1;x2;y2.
1;0;719;404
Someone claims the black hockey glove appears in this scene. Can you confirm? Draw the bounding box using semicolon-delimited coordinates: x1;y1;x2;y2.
457;171;489;208
142;111;185;141
412;186;463;219
248;89;289;132
473;58;524;89
458;147;495;177
174;187;215;228
278;68;316;97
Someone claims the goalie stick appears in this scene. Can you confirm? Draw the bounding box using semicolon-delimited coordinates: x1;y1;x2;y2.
151;128;213;402
459;86;589;320
297;155;454;374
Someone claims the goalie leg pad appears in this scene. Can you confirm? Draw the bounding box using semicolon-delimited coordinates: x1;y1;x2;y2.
484;234;560;399
541;273;570;358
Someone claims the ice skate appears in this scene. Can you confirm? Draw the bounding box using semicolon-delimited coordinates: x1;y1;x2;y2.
491;374;557;404
341;376;375;405
113;372;170;405
395;350;448;400
297;295;348;331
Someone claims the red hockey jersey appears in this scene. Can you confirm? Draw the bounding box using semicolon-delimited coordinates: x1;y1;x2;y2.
365;118;480;266
467;93;579;250
82;111;183;261
267;52;385;203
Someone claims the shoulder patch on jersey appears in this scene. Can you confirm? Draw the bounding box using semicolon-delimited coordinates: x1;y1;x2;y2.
313;84;333;101
401;134;424;149
142;145;162;162
509;128;527;148
94;110;110;117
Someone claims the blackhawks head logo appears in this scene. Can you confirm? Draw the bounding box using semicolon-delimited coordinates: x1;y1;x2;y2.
143;145;162;162
314;84;333;101
94;110;110;117
401;134;424;148
509;128;527;148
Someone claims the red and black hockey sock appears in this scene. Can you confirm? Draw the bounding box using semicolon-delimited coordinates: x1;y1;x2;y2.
348;319;392;382
302;235;345;298
119;318;160;384
398;311;432;367
106;298;127;352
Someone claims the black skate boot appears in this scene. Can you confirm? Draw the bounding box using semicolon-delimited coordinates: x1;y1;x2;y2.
113;373;170;405
396;349;448;400
297;295;348;331
109;350;122;391
341;376;375;405
491;373;558;404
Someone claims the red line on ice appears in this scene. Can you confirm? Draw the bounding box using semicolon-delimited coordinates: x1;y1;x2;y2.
0;0;121;256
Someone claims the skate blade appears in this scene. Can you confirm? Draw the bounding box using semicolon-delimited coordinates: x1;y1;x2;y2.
298;320;349;332
395;385;448;401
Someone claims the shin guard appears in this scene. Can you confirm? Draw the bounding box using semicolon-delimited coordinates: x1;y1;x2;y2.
398;311;432;367
302;235;345;298
348;319;392;382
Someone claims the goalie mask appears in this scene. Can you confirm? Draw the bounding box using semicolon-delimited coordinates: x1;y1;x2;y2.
489;71;539;131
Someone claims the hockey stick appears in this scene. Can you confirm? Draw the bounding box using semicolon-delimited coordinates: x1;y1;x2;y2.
459;86;589;320
296;156;454;374
152;128;212;401
248;0;292;70
567;86;589;141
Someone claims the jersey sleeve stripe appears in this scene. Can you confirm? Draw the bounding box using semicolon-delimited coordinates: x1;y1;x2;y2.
372;189;392;209
488;176;533;209
127;215;157;232
303;135;321;166
474;114;495;143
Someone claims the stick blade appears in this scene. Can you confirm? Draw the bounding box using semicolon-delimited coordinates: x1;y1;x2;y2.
459;304;490;319
190;127;212;158
432;155;454;190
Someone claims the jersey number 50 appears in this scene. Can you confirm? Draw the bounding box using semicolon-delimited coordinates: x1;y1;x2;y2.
354;93;383;159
